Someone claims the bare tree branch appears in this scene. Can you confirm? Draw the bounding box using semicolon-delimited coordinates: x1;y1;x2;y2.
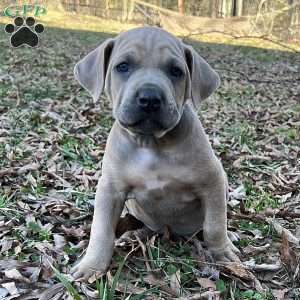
182;30;300;53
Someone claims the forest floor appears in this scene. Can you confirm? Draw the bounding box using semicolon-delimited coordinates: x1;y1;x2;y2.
0;12;300;300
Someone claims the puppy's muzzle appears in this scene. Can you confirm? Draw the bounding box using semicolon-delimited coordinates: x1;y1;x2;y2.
117;78;179;136
136;85;163;113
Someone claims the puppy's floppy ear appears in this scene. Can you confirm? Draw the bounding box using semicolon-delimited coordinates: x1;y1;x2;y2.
74;38;114;102
184;45;220;109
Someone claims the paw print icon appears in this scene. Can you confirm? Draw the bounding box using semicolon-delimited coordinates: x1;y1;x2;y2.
4;16;44;48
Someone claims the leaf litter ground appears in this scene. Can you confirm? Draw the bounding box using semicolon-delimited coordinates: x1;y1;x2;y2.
0;18;299;300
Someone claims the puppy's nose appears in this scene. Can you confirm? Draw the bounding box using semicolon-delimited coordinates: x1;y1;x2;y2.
136;87;162;112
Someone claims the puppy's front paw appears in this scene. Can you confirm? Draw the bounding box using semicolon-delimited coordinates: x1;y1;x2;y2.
210;240;241;263
70;256;108;281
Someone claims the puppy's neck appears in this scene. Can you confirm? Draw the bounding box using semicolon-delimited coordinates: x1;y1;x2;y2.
119;103;195;149
132;134;159;148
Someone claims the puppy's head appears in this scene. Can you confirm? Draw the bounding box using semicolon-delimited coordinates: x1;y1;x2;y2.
74;27;220;138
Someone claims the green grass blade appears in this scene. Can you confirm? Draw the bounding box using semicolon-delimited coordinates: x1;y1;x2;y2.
109;258;126;299
51;265;82;300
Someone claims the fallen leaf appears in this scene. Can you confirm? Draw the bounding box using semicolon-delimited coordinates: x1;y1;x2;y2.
222;262;254;281
244;260;282;272
178;290;220;300
106;271;147;295
170;269;181;297
1;282;19;296
197;277;216;290
17;163;40;174
229;184;246;200
0;239;13;253
272;289;288;300
280;231;299;275
39;283;64;300
0;288;9;298
60;225;86;238
53;234;66;252
4;269;31;283
268;218;299;245
243;243;270;255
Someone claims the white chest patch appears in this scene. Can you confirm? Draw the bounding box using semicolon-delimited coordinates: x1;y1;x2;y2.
135;148;159;171
127;147;195;198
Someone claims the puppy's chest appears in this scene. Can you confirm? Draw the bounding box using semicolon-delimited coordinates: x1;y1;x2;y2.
126;149;195;202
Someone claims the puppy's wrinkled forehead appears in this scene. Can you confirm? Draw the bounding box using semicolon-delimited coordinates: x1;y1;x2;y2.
111;27;184;63
74;26;220;110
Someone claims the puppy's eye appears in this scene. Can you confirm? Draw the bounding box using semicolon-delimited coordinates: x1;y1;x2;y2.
116;62;129;73
170;66;183;78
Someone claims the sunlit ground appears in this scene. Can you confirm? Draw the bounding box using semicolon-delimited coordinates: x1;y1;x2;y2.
1;6;299;51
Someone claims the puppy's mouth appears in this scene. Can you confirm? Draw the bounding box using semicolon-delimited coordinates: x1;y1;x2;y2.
116;98;181;138
118;118;166;135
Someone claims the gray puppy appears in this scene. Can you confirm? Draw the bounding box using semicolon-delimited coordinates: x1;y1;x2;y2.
71;27;240;280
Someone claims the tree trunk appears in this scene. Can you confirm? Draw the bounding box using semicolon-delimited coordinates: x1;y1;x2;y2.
287;0;296;39
218;0;224;17
178;0;184;15
234;0;243;16
127;0;135;21
122;0;128;21
237;0;243;16
220;0;233;17
210;0;218;18
105;0;110;18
